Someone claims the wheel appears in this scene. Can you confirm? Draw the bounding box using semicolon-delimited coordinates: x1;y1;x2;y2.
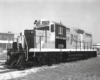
17;65;25;70
47;54;52;66
82;53;85;60
62;53;68;62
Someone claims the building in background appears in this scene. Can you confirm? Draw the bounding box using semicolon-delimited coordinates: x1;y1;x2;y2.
0;32;14;53
92;43;100;55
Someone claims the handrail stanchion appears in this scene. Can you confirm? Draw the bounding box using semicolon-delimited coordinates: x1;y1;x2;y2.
93;43;94;51
40;36;41;51
23;35;28;61
66;36;67;49
87;42;88;51
84;41;85;50
33;35;36;57
76;40;77;51
79;39;81;51
90;42;91;50
82;40;84;51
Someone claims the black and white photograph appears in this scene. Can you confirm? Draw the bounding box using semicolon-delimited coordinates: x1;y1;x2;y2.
0;0;100;80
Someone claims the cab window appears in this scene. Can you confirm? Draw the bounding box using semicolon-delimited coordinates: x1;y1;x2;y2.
58;26;63;35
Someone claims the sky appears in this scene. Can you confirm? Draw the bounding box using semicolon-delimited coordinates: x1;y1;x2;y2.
0;0;100;43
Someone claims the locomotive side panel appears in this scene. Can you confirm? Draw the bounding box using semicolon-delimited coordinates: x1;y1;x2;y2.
35;29;55;49
66;33;72;49
84;33;92;49
66;27;93;50
66;28;79;49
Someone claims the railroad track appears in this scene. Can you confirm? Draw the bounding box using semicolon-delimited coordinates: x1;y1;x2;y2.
0;59;17;74
0;59;58;80
0;56;87;73
0;56;98;80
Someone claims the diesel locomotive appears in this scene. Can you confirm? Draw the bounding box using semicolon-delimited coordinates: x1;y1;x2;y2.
5;19;97;68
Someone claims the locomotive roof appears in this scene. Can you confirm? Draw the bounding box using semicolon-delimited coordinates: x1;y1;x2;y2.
85;33;92;36
52;21;92;36
52;21;66;27
52;21;70;30
34;19;91;35
71;27;84;34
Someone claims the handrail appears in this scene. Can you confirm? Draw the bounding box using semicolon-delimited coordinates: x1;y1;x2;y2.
23;35;28;61
33;30;45;57
38;30;45;43
17;36;20;52
39;30;45;49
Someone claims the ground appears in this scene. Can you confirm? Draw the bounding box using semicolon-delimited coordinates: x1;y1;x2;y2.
8;55;100;80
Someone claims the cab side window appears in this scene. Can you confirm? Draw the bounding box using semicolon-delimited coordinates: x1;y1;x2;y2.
58;26;63;35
